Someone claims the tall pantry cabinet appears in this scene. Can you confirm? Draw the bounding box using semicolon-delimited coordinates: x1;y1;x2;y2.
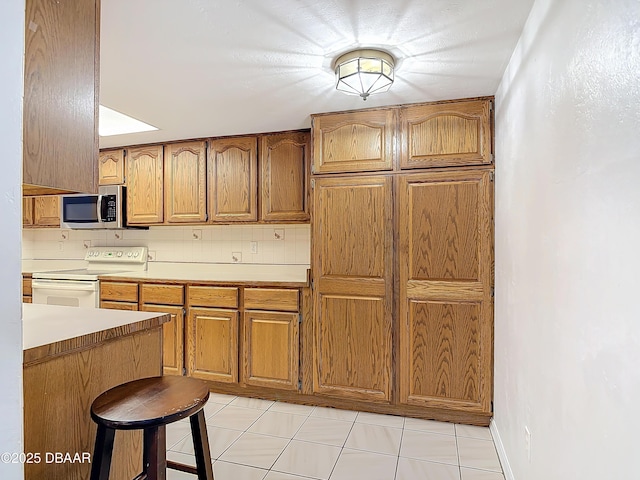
311;97;494;423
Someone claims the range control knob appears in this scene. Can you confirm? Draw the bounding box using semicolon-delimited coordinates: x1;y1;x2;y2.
116;251;123;257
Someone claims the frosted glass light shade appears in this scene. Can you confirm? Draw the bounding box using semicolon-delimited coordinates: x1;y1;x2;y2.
334;49;395;100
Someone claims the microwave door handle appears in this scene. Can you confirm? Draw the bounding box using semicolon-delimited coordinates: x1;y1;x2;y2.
97;194;104;223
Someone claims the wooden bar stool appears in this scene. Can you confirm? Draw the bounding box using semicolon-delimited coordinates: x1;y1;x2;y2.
90;376;214;480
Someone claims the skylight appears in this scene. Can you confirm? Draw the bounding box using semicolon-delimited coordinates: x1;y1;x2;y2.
99;105;158;137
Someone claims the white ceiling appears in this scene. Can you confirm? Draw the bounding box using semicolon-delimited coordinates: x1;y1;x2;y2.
99;0;534;149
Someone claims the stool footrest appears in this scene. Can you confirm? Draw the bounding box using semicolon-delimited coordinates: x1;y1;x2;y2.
167;460;198;475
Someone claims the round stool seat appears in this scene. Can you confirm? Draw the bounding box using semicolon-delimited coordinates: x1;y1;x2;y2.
91;376;210;430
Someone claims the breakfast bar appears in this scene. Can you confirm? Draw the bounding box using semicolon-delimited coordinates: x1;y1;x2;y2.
23;304;170;480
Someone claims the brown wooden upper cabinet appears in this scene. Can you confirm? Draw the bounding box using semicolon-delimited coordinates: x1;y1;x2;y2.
164;141;207;223
126;145;164;224
23;196;60;228
312;109;395;174
99;149;126;185
259;132;310;222
208;136;258;222
400;99;493;169
23;197;34;226
23;0;99;195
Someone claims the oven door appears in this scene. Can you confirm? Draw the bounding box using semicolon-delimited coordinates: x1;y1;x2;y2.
31;279;100;308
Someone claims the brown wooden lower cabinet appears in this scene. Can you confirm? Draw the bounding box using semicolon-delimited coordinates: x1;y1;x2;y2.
140;284;185;377
142;304;184;376
243;310;299;390
96;275;492;425
187;307;239;383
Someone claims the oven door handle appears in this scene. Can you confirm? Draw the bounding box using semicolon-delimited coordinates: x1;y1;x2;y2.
31;280;98;292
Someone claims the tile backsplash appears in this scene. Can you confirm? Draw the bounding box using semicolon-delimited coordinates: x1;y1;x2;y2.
22;224;310;265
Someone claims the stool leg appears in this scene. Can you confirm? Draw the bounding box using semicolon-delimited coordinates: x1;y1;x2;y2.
90;424;115;480
190;410;214;480
143;425;167;480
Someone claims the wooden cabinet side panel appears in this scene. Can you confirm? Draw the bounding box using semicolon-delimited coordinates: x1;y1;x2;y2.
164;141;207;223
126;145;164;224
99;149;125;185
260;132;310;221
312;110;395;174
23;0;98;194
23;329;162;480
208;137;257;222
187;307;239;383
400;100;492;169
243;310;299;390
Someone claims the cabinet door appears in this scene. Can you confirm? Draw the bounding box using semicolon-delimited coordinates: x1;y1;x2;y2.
33;196;60;227
187;307;239;383
398;170;493;414
23;0;98;195
400;99;493;169
312;175;393;402
208;137;257;222
99;149;126;185
243;310;299;390
23;197;34;226
259;132;309;222
142;304;184;377
127;145;164;224
164;141;207;223
311;109;395;174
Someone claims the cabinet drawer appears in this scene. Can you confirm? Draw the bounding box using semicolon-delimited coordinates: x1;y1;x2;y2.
244;288;299;312
100;300;138;311
141;284;184;305
22;277;32;296
188;286;238;309
100;281;138;303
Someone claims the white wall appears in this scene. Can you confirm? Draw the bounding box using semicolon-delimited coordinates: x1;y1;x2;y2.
493;0;640;479
0;0;25;478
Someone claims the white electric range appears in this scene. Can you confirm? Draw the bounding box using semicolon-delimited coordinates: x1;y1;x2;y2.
32;246;148;308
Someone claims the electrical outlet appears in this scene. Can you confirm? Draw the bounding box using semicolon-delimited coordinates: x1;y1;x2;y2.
83;240;91;249
58;241;64;251
147;250;156;261
192;229;202;240
525;426;531;462
232;252;242;263
60;230;70;240
250;241;258;254
274;229;284;240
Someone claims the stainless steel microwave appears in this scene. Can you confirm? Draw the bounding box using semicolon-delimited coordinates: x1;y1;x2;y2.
60;185;126;229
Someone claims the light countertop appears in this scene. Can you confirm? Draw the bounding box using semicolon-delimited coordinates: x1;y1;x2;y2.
22;259;87;274
101;262;310;286
23;260;310;285
23;303;169;365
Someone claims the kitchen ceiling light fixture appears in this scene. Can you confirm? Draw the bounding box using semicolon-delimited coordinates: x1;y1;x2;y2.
333;48;395;101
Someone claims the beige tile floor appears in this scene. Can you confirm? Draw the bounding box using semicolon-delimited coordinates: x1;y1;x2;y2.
166;393;504;480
